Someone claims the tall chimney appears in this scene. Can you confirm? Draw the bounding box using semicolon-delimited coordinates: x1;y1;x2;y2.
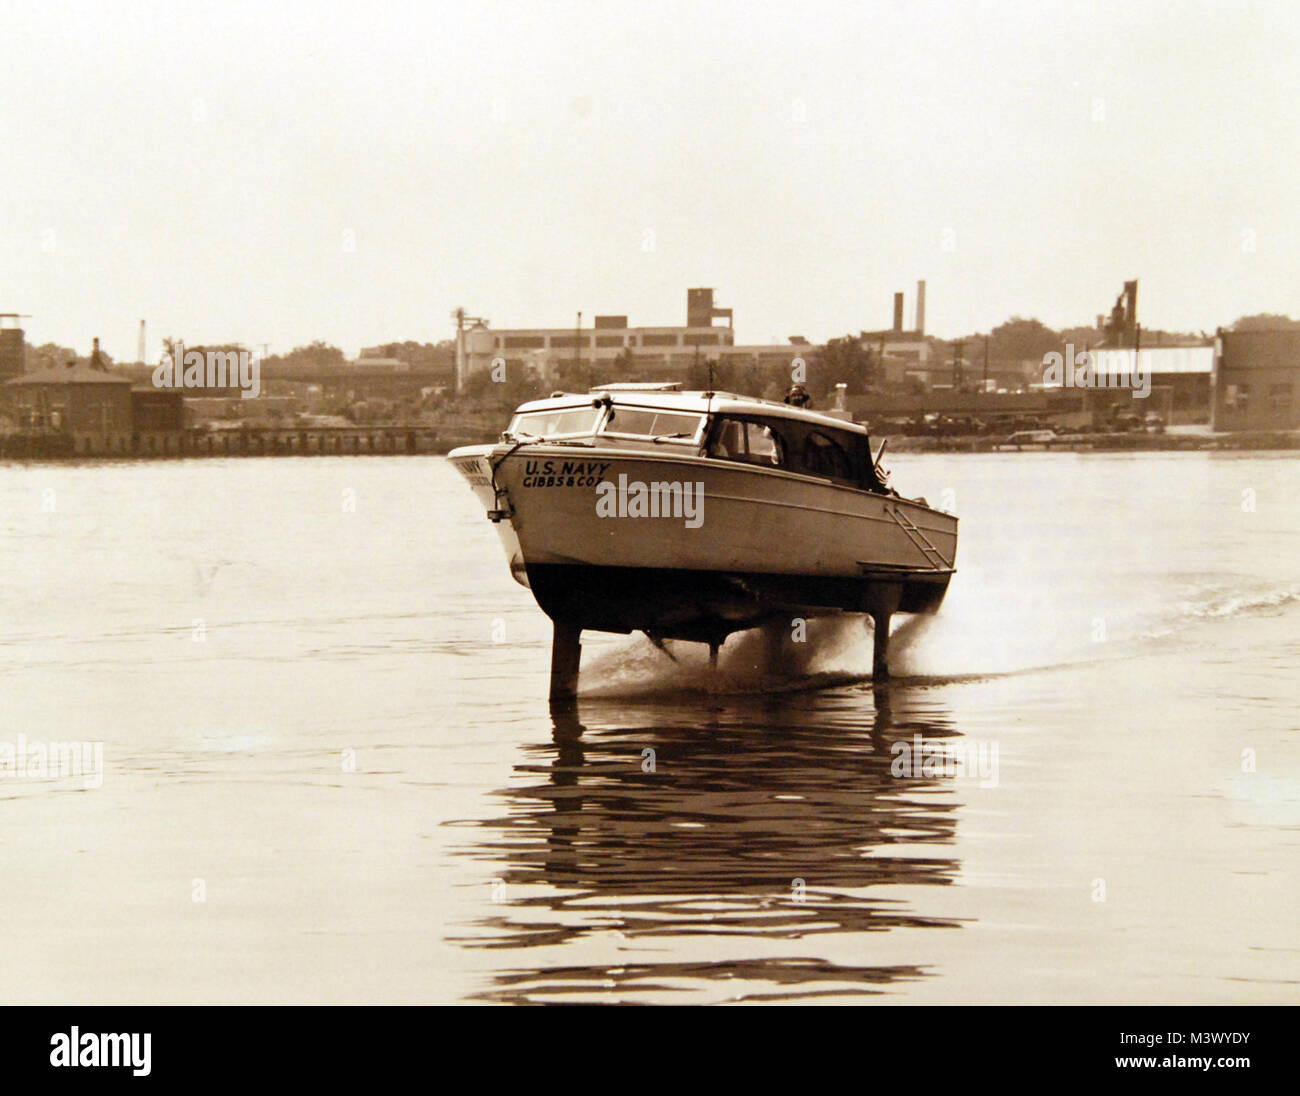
1124;280;1138;330
915;280;926;336
892;292;904;334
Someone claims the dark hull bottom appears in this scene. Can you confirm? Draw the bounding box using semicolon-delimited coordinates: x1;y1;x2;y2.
525;562;951;645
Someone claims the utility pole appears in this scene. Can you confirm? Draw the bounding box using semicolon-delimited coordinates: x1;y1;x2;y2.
452;307;466;395
953;339;964;390
575;311;584;387
983;335;989;392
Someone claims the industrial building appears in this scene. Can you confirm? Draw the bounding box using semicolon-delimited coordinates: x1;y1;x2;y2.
0;331;188;455
352;351;412;372
3;360;135;455
1079;346;1214;425
130;387;188;453
1212;329;1300;432
857;281;933;385
1034;282;1215;424
460;288;813;388
0;315;25;383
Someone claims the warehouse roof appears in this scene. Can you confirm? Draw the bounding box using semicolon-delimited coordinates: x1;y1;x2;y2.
4;364;134;386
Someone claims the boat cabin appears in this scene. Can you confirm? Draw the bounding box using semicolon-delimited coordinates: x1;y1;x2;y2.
505;386;887;493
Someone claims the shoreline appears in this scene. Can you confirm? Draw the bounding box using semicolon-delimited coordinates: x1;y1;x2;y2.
885;429;1300;453
2;423;1297;461
0;423;501;461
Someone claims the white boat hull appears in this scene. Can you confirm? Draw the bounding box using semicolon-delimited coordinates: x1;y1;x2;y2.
449;443;956;644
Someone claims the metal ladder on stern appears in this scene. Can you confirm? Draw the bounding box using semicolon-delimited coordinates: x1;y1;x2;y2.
885;503;953;571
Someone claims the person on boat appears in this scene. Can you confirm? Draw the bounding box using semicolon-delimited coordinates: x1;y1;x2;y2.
784;384;811;408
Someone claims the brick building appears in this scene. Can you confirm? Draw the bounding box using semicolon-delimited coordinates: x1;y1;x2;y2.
3;362;134;455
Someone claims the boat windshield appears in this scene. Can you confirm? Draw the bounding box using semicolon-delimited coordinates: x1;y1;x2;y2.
601;407;703;442
508;407;603;439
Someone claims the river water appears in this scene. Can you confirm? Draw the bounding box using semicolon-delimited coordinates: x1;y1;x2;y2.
1;452;1297;1004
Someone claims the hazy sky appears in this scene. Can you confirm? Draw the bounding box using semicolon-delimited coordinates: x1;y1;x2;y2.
3;0;1298;360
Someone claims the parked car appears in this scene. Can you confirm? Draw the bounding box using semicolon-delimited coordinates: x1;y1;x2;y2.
997;429;1058;450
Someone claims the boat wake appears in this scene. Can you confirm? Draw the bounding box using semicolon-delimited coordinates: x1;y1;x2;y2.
1179;584;1300;620
579;614;996;697
576;577;1300;699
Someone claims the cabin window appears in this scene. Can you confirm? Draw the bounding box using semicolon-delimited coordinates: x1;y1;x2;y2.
709;419;743;458
509;407;602;438
745;422;781;464
602;408;702;441
707;417;784;466
802;431;854;481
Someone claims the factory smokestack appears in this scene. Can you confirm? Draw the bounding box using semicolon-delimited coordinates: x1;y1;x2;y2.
915;280;926;336
893;292;904;334
1124;280;1138;329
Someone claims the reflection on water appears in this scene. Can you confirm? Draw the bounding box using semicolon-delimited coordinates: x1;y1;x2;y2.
449;682;967;1003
